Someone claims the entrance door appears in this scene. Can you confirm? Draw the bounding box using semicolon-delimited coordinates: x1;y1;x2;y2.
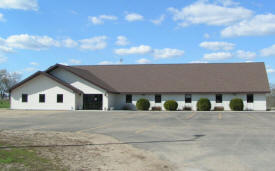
83;94;103;110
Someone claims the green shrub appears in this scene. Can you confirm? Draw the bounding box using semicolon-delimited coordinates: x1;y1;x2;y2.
197;98;211;111
230;98;244;111
164;100;178;111
136;98;150;110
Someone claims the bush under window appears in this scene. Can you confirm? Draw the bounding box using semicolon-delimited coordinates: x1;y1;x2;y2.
164;100;178;111
197;98;211;111
136;98;150;110
230;98;244;111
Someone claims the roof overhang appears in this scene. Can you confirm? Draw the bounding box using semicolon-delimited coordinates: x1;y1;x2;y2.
45;64;117;93
9;71;83;94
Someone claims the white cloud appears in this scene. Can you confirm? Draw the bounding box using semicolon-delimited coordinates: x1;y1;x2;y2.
4;34;60;50
0;45;13;53
199;41;235;51
267;66;275;74
30;62;38;66
267;68;275;74
261;44;275;57
236;50;256;60
217;0;239;6
88;15;117;25
115;46;184;59
0;13;5;22
0;35;109;52
0;55;7;64
24;67;35;72
189;60;208;63
168;1;252;26
115;36;130;46
69;59;81;65
98;61;114;65
58;62;68;66
98;60;123;65
89;16;102;25
0;0;38;11
151;15;165;25
204;33;210;39
0;38;13;52
178;22;189;27
62;38;78;48
79;36;107;50
203;52;232;60
221;14;275;37
153;48;184;59
100;15;117;20
137;58;151;64
125;13;143;22
115;45;152;55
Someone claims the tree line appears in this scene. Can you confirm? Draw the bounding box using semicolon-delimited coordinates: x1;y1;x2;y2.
0;69;21;99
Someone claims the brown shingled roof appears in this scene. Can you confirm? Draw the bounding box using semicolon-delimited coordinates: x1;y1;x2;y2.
60;62;270;94
46;64;117;92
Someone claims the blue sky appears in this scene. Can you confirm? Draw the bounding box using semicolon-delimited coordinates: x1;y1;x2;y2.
0;0;275;83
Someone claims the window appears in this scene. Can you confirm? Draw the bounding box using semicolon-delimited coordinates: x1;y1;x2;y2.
247;94;254;103
39;94;45;103
126;94;132;103
155;94;161;103
216;94;223;103
22;94;28;103
57;94;63;103
185;94;192;103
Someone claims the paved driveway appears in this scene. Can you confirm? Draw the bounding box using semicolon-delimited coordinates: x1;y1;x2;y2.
1;110;275;171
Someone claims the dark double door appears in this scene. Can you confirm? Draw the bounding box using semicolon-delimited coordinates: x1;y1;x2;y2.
83;94;103;110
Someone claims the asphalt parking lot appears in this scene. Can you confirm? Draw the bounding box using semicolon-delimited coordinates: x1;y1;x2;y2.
1;110;275;171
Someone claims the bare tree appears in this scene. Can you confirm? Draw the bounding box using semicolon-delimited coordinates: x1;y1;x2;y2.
0;69;21;99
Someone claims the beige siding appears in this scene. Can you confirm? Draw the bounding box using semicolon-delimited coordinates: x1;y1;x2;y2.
107;93;125;110
75;94;83;110
50;68;108;110
11;75;76;110
110;93;267;111
253;94;267;111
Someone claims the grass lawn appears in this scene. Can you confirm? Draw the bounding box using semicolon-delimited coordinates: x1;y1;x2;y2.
0;142;65;170
0;100;10;108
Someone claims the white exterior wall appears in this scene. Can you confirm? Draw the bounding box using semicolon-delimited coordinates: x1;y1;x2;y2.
75;94;83;110
10;67;267;111
51;68;108;110
108;93;125;110
109;93;267;111
249;94;267;111
108;93;116;110
10;75;76;110
132;94;156;110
